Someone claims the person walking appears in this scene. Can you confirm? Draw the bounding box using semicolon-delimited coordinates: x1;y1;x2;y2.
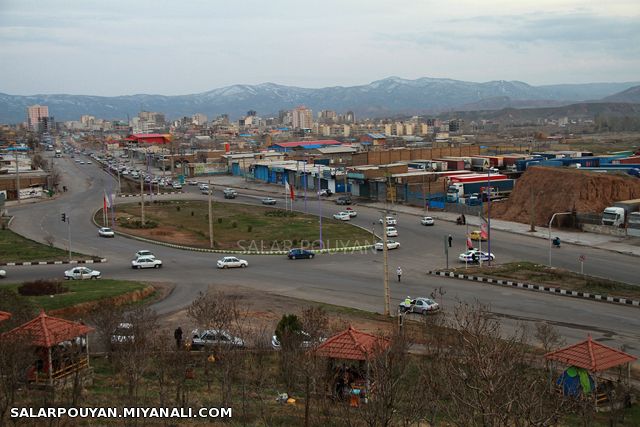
448;234;453;248
174;327;183;350
397;266;403;282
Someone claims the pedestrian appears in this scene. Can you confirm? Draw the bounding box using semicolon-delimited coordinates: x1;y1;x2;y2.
397;266;403;282
448;234;453;248
174;327;183;350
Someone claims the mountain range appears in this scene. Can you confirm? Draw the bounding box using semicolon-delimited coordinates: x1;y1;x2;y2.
0;77;639;124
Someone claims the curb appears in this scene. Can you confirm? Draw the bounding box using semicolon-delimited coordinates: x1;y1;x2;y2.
1;258;108;267
92;208;374;255
118;192;182;198
428;270;640;308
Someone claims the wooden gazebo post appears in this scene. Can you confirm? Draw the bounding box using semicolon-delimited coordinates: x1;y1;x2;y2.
47;346;53;386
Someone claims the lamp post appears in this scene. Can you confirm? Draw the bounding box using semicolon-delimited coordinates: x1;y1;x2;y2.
548;211;572;266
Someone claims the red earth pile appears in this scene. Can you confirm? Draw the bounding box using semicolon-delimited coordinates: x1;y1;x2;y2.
490;166;640;226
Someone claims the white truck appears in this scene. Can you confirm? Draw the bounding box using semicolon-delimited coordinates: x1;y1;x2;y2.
54;149;62;158
602;199;640;227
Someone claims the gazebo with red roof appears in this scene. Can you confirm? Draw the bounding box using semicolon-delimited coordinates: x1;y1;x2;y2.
1;311;94;385
315;326;389;361
545;336;637;406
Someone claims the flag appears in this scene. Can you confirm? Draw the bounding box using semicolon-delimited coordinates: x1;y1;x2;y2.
467;236;473;249
480;222;488;240
285;179;295;201
289;182;295;201
104;190;112;208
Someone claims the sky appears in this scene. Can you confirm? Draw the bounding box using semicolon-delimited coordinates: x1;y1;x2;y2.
0;0;639;96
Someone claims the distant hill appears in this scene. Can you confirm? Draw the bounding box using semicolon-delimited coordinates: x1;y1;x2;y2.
438;102;640;123
0;77;639;123
601;85;640;103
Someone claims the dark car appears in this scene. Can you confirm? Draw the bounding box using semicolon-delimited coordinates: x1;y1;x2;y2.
287;249;315;260
335;196;352;205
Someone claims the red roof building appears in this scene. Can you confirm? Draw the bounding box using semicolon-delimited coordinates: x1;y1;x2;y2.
545;336;637;372
124;133;171;144
314;326;389;361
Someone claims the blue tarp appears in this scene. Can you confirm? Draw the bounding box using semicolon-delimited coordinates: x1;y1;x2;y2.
556;366;594;397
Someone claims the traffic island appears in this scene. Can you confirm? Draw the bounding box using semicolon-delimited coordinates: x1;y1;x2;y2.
429;262;640;307
95;200;375;254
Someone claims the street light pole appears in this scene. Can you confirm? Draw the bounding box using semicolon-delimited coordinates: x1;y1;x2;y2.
208;179;214;248
381;212;390;316
548;211;572;266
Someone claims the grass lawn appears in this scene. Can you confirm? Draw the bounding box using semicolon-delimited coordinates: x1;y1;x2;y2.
0;228;89;263
451;261;640;299
4;279;149;311
106;200;374;250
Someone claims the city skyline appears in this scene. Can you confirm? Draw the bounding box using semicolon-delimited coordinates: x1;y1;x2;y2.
1;0;639;96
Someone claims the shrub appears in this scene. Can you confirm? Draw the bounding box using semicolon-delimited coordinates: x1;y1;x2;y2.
18;279;68;296
218;218;223;224
232;221;237;228
247;225;252;232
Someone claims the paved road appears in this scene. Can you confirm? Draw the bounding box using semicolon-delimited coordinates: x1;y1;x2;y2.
4;152;640;354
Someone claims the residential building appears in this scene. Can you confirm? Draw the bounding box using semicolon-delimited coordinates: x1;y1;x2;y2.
26;105;49;131
292;106;313;130
192;113;208;126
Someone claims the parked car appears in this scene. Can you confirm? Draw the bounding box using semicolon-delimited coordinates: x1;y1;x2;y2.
399;297;440;315
198;183;209;191
468;230;487;241
458;249;495;263
335;196;352;205
420;216;435;226
374;240;400;251
187;180;198;185
380;216;397;225
190;329;245;350
64;267;101;280
318;189;333;197
271;331;325;350
98;227;115;237
345;207;357;217
386;226;398;237
287;249;315;259
0;269;6;279
131;256;163;269
172;182;183;189
333;212;351;221
223;188;238;199
217;256;248;269
261;197;277;205
110;323;135;346
135;250;155;259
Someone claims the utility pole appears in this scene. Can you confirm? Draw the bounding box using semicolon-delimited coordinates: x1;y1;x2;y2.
208;179;214;248
14;151;20;204
140;175;145;226
382;213;390;316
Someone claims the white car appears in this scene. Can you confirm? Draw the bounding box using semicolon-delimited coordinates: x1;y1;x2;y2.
0;269;6;279
188;180;198;185
420;216;435;226
333;212;351;221
374;240;401;251
64;267;101;280
380;216;397;225
98;227;115;238
172;182;183;189
110;323;135;345
131;256;163;269
198;183;209;191
217;256;248;269
399;297;440;315
386;226;398;237
135;250;155;259
345;208;357;217
458;249;495;263
190;329;245;350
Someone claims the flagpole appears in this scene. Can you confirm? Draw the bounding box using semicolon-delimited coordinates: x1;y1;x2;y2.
303;160;307;213
318;164;323;249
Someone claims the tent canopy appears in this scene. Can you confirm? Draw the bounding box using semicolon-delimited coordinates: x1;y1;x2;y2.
1;311;93;348
314;326;389;361
545;336;637;372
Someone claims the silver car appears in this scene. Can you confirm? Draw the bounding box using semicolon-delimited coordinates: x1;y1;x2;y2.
190;329;244;351
64;267;101;280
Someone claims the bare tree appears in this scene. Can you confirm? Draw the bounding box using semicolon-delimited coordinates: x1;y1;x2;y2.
0;335;33;427
88;301;124;357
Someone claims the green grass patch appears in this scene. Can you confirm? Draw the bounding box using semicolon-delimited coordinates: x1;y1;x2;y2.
107;200;374;250
451;261;640;299
3;279;148;311
0;228;89;263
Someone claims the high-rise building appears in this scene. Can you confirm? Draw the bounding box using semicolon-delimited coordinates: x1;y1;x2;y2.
27;105;49;130
292;106;313;129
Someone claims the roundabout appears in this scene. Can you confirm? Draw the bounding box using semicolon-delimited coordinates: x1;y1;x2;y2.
95;200;375;254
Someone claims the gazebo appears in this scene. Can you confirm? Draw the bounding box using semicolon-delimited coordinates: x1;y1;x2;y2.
545;336;637;408
1;311;94;386
314;326;390;404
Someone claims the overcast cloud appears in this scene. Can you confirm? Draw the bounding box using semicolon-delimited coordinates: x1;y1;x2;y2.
0;0;638;96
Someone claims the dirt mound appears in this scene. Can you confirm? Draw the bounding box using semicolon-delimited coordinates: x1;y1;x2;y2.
490;166;640;226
